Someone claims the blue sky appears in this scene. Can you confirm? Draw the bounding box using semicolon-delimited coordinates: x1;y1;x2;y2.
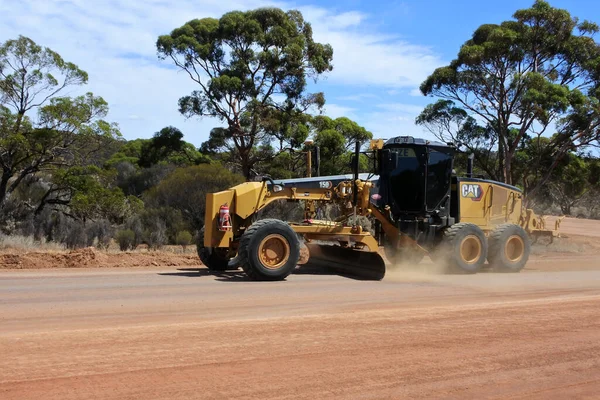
1;0;599;147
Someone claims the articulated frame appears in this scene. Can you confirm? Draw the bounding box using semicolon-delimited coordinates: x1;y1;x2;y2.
205;176;563;256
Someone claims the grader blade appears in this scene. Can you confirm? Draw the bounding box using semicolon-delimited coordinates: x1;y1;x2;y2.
303;243;386;280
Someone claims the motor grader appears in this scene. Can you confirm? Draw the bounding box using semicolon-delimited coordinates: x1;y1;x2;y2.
198;136;562;281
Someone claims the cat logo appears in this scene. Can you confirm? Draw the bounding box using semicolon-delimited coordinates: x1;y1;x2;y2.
461;183;483;201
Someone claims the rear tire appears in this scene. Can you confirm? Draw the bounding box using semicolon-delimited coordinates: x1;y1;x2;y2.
487;223;530;273
436;223;487;274
238;219;300;281
197;227;235;271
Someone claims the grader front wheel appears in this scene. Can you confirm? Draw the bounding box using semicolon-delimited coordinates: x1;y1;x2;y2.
238;219;300;281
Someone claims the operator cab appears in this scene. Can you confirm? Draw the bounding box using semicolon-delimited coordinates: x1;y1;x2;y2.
376;136;455;227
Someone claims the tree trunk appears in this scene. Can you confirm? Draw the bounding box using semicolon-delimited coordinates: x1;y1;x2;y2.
0;170;12;207
240;151;252;181
503;151;513;185
498;137;506;184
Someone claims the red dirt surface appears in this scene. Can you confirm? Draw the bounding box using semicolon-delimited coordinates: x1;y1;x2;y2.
1;217;599;399
0;247;202;269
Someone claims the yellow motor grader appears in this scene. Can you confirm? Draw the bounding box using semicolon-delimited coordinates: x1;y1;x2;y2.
198;136;562;280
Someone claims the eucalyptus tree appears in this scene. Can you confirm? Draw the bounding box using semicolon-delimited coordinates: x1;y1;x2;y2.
418;0;600;197
0;35;119;208
156;7;333;179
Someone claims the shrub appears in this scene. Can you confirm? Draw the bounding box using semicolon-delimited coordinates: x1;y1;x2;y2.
144;164;244;230
64;220;88;249
124;215;143;248
142;217;167;251
86;219;113;249
176;230;192;251
116;229;136;251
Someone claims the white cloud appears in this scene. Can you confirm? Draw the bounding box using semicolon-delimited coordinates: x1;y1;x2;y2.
336;93;379;102
329;11;365;28
300;8;445;89
376;103;425;114
321;104;357;119
0;0;444;147
360;103;438;142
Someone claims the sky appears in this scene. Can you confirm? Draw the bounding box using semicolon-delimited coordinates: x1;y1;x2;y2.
1;0;599;147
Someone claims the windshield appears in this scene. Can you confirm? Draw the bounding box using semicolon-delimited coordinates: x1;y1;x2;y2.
388;146;425;213
426;149;453;210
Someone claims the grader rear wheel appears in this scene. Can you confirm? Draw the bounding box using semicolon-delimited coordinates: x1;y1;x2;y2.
436;223;487;274
487;223;530;272
238;219;300;281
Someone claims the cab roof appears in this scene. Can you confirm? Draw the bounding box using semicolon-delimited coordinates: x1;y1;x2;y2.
383;136;453;148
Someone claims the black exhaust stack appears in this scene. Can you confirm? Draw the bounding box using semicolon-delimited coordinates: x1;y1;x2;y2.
467;153;474;178
314;145;320;177
353;141;360;206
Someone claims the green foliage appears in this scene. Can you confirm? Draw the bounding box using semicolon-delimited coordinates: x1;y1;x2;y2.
157;7;333;178
116;229;136;251
0;35;120;210
312;116;372;176
416;99;500;180
145;164;244;230
140;207;185;244
176;230;192;250
138;126;209;168
86;220;113;249
106;139;146;166
42;166;143;224
418;0;600;196
107;127;208;169
142;218;167;251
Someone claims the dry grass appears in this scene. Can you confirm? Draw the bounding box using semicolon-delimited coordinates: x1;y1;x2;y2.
0;234;195;255
530;235;599;255
0;235;66;252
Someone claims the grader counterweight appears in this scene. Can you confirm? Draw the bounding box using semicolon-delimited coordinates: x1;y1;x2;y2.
199;136;562;281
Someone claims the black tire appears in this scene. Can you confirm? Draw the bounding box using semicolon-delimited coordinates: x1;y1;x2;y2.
435;223;487;274
237;218;300;281
196;227;234;271
487;223;530;273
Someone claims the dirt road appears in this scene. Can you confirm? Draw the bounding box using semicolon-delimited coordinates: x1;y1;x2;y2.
2;264;600;399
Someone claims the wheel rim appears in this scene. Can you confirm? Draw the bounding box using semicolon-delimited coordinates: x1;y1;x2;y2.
460;235;482;264
504;235;524;262
258;234;290;269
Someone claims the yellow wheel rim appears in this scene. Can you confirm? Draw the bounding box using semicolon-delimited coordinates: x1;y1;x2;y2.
258;234;290;270
504;235;524;262
460;235;482;264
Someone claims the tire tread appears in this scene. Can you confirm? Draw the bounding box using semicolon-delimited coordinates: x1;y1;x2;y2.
238;218;298;281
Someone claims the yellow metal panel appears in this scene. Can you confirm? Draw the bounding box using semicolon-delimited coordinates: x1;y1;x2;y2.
458;179;524;230
369;139;384;150
505;192;523;224
458;180;492;228
232;181;266;219
293;223;380;252
489;185;508;224
204;190;235;248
